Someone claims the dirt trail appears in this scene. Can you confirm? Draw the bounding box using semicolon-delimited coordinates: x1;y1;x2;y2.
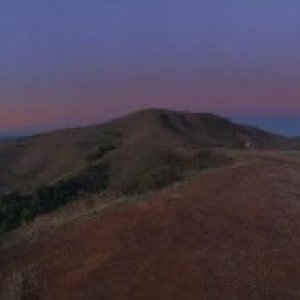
1;153;300;299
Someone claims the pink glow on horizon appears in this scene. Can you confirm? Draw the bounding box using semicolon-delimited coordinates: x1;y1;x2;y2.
1;78;300;133
1;1;300;134
2;62;300;132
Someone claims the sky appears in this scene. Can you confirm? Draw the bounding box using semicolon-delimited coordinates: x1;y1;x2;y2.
1;0;300;135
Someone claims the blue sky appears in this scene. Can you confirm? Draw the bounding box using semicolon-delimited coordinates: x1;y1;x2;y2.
0;0;300;135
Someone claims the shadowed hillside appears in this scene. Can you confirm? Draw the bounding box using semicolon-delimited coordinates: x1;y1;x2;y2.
0;109;299;195
0;109;300;232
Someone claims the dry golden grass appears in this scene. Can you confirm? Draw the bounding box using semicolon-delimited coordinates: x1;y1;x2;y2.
2;150;300;299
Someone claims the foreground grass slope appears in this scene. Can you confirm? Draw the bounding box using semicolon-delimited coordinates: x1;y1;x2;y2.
1;152;300;299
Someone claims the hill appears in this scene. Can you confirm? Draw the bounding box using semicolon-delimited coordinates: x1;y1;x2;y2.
0;108;299;194
0;109;300;232
1;151;300;299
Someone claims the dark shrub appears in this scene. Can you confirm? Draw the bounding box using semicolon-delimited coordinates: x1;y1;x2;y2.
0;163;110;233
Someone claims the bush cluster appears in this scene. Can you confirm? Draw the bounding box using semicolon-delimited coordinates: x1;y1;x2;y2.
0;164;109;232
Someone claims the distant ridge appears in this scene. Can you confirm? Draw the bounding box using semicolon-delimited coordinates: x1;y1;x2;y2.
0;108;299;194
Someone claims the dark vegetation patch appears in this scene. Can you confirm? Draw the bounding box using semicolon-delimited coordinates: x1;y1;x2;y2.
178;114;191;129
87;144;118;161
118;149;231;195
122;165;184;194
158;113;182;134
200;115;237;139
86;132;122;161
0;139;232;233
0;164;109;233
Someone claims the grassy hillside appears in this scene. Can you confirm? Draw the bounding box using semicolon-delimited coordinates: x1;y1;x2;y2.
0;109;299;232
1;109;299;194
2;151;300;299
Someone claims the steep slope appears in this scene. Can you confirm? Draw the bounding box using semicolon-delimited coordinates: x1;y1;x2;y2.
1;109;300;232
1;152;300;299
0;108;298;195
0;109;180;194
